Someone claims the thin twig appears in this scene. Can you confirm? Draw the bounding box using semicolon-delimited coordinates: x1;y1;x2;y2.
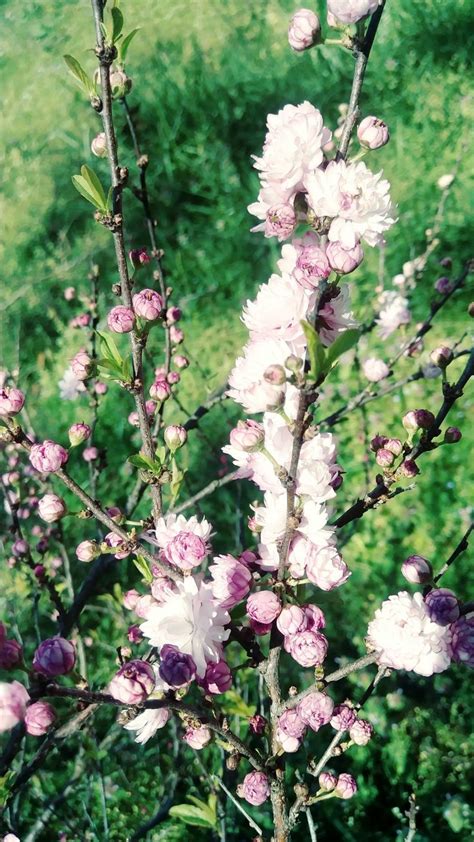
434;524;473;583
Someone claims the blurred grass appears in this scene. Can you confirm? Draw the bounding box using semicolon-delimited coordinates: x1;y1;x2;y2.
1;0;473;839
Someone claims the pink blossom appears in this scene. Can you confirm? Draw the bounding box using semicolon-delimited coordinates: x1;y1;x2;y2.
277;605;306;636
288;8;321;51
174;354;189;369
242;273;311;347
449;613;474;668
306;545;351;590
68;422;91;446
0;638;22;670
362;357;389;382
335;772;358;799
164;425;187;452
200;659;232;694
123;589;140;610
227;337;296;414
71;350;92;381
229;419;265;453
149;378;171;402
278;232;331;289
357;115;389;149
0;681;30;732
182;725;211;750
0;387;25;416
237;771;270;806
401;555;433;585
109;659;155;703
29;440;68;474
246;590;281;625
107;305;135;333
327;0;381;25
25;701;56;736
105;532;130;559
303;604;326;631
288;630;328;667
83;446;99;462
424;588;460;626
164;531;208;570
210;554;252;608
38;494;67;523
317;285;357;347
349;718;374;745
326;240;364;275
298;691;334;731
277;708;306;753
169;325;184;344
134;594;159;619
91;132;107;157
166;306;182;323
319;771;337;791
129;248;151;268
133;288;163;321
124;706;170;744
262;203;297;241
330;704;357;731
33;637;76;677
376;291;410;339
76;540;99;562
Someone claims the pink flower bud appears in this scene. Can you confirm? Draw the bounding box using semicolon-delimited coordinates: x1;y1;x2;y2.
385;438;403;456
38;494;67;523
326;241;364;275
12;539;29;557
444;426;462;444
105;532;130;559
288;630;328;667
0;387;25;417
165;531;208;571
229;419;264;452
133;289;164;321
83;446;99;462
277;605;306;636
109;67;132;96
169;325;184;345
357;115;389;149
200;659;232;694
263;364;287;386
449;613;474;668
430;345;453;369
134;594;158;619
33;637;76;676
210;554;252;608
71;351;93;381
402;409;435;433
94;381;108;395
319;771;337;791
349;718;373;745
424;588;460;626
173;354;189;369
249;714;267;734
327;0;380;25
249;618;273;636
76;540;99;563
237;771;270;806
34;564;46;580
29;440;68;474
0;639;22;670
109;659;155;703
376;448;395;468
127;624;143;644
164;424;187;452
68;422;92;447
182;725;211;750
91;132;107;157
167;371;180;385
439;257;452;269
166;306;182;323
277;708;306;753
123;589;140;610
107;306;135;334
401;554;433;584
362;357;389;383
107;506;124;523
149;378;171;402
298;691;334;731
246;591;281;625
159;645;196;688
0;681;30;732
264;203;297;241
434;276;453;295
399;459;420;477
129;248;151;269
288;8;321;51
25;701;56;736
303;604;326;630
335;773;357;799
330;704;356;731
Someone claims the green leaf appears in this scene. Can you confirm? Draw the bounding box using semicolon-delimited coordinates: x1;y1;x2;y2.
111;7;124;43
169;457;185;504
325;328;360;368
128;453;158;472
80;165;108;211
301;320;326;381
169;802;217;829
97;331;123;368
221;689;254;718
63;54;92;93
118;28;140;63
132;554;153;584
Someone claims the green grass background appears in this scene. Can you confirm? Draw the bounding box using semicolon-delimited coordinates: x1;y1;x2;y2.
1;0;473;839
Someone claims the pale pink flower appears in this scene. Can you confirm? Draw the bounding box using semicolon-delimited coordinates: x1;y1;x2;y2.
124;706;170;744
154;513;212;549
71;350;92;381
326;240;364;275
0;387;25;416
288;8;321;51
288;629;328;667
132;289;163;321
298;691;334;731
109;660;155;704
29;440;68;474
38;494;67;523
277;708;306;752
164;531;208;571
327;0;381;25
362;357;390;382
247;590;281;625
227;338;297;415
209;554;252;608
0;681;30;732
237;771;270;806
242;273;311;347
229;419;264;452
358;115;389;149
107;305;135;333
183;725;211;750
58;367;87;400
335;773;358;799
277;231;331;289
25;701;56;736
317;285;357;346
367;591;452;676
376;291;410;339
306;544;351;590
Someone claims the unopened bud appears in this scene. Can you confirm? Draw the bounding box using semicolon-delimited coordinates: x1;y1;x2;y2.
164;424;187;452
444;426;462;444
399;459;419;478
402;409;435;433
430;345;453;369
402;554;433;584
375;448;395;468
357;116;389;150
434;276;453;295
288;8;321;52
264;364;286;386
91;132;107;158
385;438;403;456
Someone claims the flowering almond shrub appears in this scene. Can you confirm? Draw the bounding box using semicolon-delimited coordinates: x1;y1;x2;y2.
0;2;472;840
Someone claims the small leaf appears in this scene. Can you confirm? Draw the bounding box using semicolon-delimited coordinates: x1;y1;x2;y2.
301;320;326;381
132;554;153;584
63;54;92;93
72;175;101;209
118;28;140;63
97;331;123;368
111;7;124;43
80;165;108;211
169;804;216;829
325;328;360;368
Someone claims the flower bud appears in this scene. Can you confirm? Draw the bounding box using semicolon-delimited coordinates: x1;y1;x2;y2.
399;459;419;478
169;325;184;345
277;708;306;753
109;67;132;96
285;355;303;372
33;637;76;676
319;771;337;792
159;644;196;688
12;539;28;557
247;591;282;625
327;0;381;25
362;357;389;383
200;659;232;694
424;588;460;626
249;713;267;734
288;8;321;52
174;354;189;369
0;681;30;732
38;494;67;523
402;409;435;433
133;289;163;321
25;701;56;736
449;613;474;668
437;173;454;190
444;426;462;444
385;438;403;456
127;624;143;644
376;448;395;468
123;589;140;610
76;540;99;563
349;718;373;746
401;554;433;584
229;419;264;452
370;434;388;452
166;306;182;324
298;691;334;731
164;424;187;452
0;639;23;670
330;704;356;731
107;306;135;334
237;771;270;806
71;351;93;381
276;605;306;636
91;132;107;158
68;422;92;447
430;345;453;369
0;387;25;417
326;240;364;275
29;440;68;474
129;248;151;269
105;531;129;559
434;276;453;295
149;378;171;402
109;659;155;703
182;725;211;750
357;116;389;149
265;204;297;241
167;370;180;385
263;364;286;386
83;446;99;463
334;772;357;799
